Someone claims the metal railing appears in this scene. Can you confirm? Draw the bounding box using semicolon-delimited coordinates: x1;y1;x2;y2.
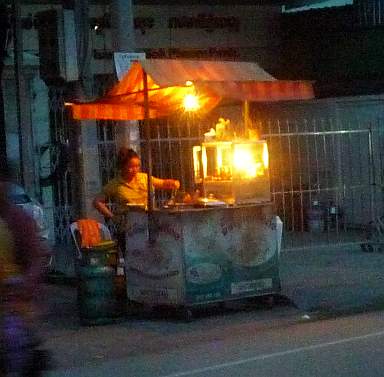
91;113;384;251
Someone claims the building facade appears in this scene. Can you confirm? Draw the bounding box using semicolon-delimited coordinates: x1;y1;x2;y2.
2;1;283;246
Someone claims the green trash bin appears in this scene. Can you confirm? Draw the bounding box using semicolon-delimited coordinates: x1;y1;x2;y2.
77;265;117;325
81;240;119;270
77;240;124;325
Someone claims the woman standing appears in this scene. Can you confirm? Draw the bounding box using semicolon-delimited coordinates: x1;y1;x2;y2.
93;147;180;220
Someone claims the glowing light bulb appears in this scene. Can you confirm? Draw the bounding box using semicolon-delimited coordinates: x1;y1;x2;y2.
183;94;200;111
233;147;257;178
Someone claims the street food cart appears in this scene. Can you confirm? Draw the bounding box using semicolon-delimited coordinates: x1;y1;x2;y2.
124;204;281;315
123;136;282;314
69;59;313;316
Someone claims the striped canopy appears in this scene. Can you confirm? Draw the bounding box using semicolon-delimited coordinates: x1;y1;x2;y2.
69;59;314;121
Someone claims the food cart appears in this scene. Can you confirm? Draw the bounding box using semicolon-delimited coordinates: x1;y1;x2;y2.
123;137;282;315
69;59;313;317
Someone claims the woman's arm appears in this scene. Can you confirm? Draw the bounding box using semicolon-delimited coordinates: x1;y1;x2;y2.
152;177;180;190
93;194;114;219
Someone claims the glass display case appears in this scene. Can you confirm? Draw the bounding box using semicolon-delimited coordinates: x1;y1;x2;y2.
193;139;271;204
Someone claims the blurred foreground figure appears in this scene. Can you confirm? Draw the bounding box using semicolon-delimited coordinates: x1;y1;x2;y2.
0;179;50;376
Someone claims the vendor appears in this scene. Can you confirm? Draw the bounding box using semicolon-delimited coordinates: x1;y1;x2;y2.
93;147;180;220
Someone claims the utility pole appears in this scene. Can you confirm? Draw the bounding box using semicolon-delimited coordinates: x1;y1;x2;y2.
12;0;35;191
75;0;137;218
111;0;135;53
0;4;9;178
110;0;139;153
72;0;91;217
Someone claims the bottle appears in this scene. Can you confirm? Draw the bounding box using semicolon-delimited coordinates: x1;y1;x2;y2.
307;199;324;232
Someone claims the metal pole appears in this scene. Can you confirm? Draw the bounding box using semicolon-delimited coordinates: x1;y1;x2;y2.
143;69;155;243
73;0;91;218
368;127;376;222
111;0;138;149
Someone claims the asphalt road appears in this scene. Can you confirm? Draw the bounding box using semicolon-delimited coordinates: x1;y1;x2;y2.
45;310;384;377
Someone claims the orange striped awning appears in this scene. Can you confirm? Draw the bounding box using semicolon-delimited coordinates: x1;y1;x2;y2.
69;59;314;121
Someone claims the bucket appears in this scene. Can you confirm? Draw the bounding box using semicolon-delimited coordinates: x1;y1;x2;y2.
76;242;125;325
81;240;119;272
77;265;119;325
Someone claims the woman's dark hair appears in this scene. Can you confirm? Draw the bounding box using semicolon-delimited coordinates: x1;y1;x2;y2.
117;147;139;170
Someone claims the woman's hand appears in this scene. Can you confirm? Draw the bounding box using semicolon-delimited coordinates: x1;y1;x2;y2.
160;179;181;190
93;195;114;219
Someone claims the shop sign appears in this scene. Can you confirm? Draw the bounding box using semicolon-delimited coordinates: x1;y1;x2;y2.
147;47;240;60
168;14;240;32
114;52;146;80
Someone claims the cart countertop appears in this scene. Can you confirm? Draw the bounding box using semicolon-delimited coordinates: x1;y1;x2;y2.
119;202;273;215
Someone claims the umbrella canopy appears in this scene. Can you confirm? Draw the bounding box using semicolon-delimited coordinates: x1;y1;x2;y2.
69;59;314;121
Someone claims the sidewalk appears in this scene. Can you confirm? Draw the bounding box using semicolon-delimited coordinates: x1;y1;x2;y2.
37;243;384;371
48;242;384;316
280;243;384;315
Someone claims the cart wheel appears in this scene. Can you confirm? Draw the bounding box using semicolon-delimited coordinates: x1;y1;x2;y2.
264;295;275;309
138;303;154;318
361;244;373;253
184;309;193;322
126;300;144;316
178;308;193;322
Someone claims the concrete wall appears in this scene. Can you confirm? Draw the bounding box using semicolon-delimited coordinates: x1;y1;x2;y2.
20;3;282;77
2;54;57;244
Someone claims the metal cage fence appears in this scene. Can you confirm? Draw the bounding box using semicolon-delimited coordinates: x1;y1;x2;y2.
135;115;384;250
